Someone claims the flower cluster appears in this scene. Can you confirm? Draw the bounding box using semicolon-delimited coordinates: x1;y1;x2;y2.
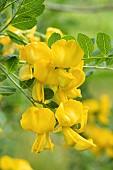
0;155;33;170
83;95;113;158
20;28;96;153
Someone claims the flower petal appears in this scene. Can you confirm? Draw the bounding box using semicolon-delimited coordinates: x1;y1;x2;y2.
51;39;84;68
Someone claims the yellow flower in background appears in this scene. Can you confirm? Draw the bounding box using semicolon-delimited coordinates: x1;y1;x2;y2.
14;159;33;170
83;99;99;114
20;106;56;153
51;39;84;68
46;27;63;41
0;156;15;170
0;128;2;136
83;94;111;125
98;94;111;125
0;156;33;170
84;125;113;157
55;99;96;150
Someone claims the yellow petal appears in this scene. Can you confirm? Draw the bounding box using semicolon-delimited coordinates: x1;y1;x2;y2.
32;80;44;102
44;133;54;151
34;58;55;83
20;107;56;134
69;68;85;88
32;134;46;153
51;39;84;68
19;64;33;81
32;133;54;153
74;138;96;151
74;106;89;133
19;42;52;65
0;156;15;169
58;68;75;90
55;99;83;127
14;159;33;170
62;127;96;151
45;69;59;86
66;88;82;99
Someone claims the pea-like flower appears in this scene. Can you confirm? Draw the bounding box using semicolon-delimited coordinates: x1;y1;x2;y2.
0;155;33;170
20;106;56;153
19;42;52;65
55;99;96;151
51;39;84;68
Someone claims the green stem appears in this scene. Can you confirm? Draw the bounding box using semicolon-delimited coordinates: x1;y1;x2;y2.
0;63;35;105
0;0;24;33
1;0;19;12
83;65;113;71
83;57;113;60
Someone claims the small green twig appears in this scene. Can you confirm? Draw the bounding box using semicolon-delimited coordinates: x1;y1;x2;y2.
83;65;113;71
83;57;113;60
1;0;19;12
0;63;35;106
0;0;24;33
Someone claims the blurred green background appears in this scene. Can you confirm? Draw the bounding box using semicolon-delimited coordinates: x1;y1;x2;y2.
1;0;113;170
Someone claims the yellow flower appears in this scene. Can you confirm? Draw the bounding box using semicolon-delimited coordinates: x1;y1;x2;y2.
46;27;63;41
55;99;96;150
20;106;56;153
54;87;82;104
51;39;84;68
58;67;85;91
33;58;58;85
15;159;33;170
0;156;33;170
62;127;95;151
0;128;2;136
19;42;52;65
0;156;15;170
32;80;44;102
56;100;83;127
84;125;113;157
19;64;33;81
98;94;111;125
83;99;99;114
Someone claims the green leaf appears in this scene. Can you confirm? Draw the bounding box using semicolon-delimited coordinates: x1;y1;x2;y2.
19;78;35;89
106;55;113;66
17;4;45;18
11;17;37;30
46;101;59;109
0;43;3;51
0;73;6;82
96;32;112;55
11;0;45;30
44;88;54;100
6;30;27;45
62;35;75;41
0;86;16;96
48;33;61;48
0;43;4;55
92;50;103;57
0;0;7;12
77;33;94;58
0;54;18;62
6;57;19;74
22;0;44;6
